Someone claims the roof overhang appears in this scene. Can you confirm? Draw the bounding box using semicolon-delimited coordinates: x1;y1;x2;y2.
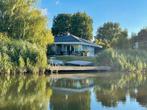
54;42;102;48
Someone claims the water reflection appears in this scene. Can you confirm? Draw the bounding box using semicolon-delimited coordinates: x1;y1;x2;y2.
50;91;90;110
95;88;126;107
130;81;147;108
0;73;147;110
49;78;92;110
0;75;52;110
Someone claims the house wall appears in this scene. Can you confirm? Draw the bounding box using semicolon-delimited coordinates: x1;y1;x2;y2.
82;45;95;57
50;44;97;56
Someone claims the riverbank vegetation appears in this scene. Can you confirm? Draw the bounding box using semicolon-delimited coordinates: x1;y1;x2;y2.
96;49;147;72
0;34;48;74
0;0;54;74
95;22;147;73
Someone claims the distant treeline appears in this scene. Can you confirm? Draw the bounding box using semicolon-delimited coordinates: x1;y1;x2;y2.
52;13;147;49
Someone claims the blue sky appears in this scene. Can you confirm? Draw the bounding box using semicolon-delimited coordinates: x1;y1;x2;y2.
38;0;147;36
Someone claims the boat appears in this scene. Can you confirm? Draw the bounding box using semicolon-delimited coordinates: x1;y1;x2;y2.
65;60;94;66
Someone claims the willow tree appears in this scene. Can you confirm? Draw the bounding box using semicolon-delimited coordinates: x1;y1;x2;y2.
0;0;54;47
0;0;54;74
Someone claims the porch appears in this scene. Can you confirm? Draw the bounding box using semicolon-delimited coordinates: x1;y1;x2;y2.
53;44;89;56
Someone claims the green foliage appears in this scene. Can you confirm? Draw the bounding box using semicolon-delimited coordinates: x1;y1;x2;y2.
71;12;93;40
52;14;72;35
18;56;25;69
0;0;54;74
113;30;129;48
95;39;110;48
0;33;47;74
96;49;147;72
96;22;128;48
96;49;122;70
52;12;93;40
0;0;54;47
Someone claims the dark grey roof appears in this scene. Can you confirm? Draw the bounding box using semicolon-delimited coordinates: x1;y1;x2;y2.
54;34;102;48
55;34;80;42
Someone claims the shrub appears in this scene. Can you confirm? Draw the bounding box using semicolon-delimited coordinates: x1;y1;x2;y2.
96;48;147;72
0;33;47;74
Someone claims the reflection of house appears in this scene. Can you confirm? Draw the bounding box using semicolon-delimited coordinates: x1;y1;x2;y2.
51;78;94;93
50;34;102;57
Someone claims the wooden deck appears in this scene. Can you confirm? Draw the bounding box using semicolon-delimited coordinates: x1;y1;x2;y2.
48;66;111;72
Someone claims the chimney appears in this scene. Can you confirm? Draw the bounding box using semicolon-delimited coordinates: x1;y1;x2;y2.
67;32;70;36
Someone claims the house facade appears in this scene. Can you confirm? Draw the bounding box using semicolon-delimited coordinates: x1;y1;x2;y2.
50;34;102;57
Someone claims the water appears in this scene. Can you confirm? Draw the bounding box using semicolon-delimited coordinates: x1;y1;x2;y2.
0;73;147;110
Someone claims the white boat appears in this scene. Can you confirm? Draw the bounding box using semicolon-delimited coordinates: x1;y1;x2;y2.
65;60;94;66
49;57;64;66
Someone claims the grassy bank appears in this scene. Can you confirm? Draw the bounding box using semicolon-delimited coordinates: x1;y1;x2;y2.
55;55;96;63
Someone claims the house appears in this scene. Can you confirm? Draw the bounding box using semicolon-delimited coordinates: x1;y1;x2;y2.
50;34;102;57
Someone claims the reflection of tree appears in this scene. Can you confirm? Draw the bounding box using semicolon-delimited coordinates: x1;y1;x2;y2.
50;91;90;110
95;89;126;107
93;74;127;107
130;81;147;108
94;72;147;108
0;75;52;110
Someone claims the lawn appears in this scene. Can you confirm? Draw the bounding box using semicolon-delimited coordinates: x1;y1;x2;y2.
53;55;97;63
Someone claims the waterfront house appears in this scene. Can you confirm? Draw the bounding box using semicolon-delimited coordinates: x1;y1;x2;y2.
50;34;102;57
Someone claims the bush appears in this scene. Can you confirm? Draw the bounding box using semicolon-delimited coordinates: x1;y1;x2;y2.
0;33;47;74
0;0;54;75
96;48;147;72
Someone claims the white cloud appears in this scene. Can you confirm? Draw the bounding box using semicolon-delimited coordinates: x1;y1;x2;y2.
55;0;60;5
40;8;48;16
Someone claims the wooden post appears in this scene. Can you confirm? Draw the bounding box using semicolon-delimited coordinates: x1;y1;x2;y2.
55;44;57;54
69;45;72;55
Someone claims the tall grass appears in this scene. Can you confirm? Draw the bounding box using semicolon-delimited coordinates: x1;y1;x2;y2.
96;48;147;72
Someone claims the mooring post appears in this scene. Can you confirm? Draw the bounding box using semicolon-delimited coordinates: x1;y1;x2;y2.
51;69;53;74
55;64;59;74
